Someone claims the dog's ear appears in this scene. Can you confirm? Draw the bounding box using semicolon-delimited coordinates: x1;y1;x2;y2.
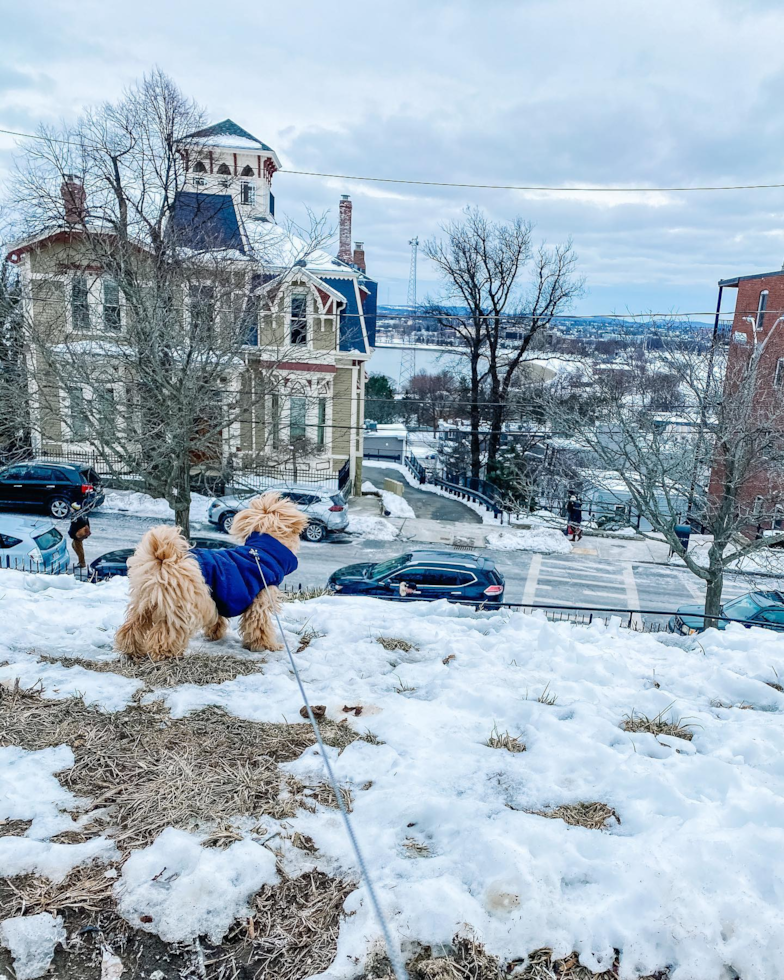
231;491;310;543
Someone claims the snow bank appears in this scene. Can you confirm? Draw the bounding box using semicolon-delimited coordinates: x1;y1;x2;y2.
115;828;277;944
347;512;399;541
5;573;784;977
100;490;212;524
157;597;784;980
0;913;65;980
362;479;416;519
486;527;572;554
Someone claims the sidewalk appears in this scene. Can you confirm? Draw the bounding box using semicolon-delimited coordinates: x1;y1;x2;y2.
353;493;674;562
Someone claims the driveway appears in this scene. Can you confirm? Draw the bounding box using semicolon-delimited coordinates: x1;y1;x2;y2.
362;466;482;524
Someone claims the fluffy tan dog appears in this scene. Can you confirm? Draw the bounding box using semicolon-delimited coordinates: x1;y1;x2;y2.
115;492;308;661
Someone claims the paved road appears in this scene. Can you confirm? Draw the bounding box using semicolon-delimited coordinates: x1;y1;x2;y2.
60;508;782;626
362;465;482;524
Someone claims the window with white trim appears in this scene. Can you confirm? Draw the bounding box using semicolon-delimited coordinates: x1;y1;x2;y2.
775;358;784;388
757;290;769;331
69;388;87;440
71;276;90;331
316;397;327;447
240;181;256;206
290;293;308;345
103;279;121;331
290;396;307;442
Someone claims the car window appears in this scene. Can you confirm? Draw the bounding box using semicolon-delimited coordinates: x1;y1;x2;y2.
0;534;23;549
33;528;64;550
759;609;784;625
372;554;413;579
97;550;132;564
27;466;58;481
403;567;461;588
1;466;27;480
453;571;476;587
724;594;763;620
81;467;101;484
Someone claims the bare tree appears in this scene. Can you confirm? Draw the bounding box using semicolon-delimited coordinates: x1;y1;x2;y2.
6;71;331;536
0;260;29;458
549;320;784;625
424;207;582;478
405;370;459;432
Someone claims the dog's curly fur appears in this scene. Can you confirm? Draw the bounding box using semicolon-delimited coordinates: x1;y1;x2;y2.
115;492;309;661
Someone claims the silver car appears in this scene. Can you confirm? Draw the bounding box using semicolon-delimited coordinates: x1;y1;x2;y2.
207;485;349;542
0;515;70;572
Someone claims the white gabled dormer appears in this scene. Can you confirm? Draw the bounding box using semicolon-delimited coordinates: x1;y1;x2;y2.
182;119;280;221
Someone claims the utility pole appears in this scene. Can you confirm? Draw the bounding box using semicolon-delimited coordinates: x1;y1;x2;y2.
399;237;418;392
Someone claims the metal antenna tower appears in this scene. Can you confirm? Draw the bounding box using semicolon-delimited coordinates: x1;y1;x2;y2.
399;237;419;392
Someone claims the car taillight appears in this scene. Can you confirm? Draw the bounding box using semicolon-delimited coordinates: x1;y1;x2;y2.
329;505;344;512
81;484;94;494
483;585;503;595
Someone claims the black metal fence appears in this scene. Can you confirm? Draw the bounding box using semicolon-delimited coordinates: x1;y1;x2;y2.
6;448;353;497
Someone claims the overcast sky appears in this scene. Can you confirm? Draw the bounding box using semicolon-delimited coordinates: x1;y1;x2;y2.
3;0;784;319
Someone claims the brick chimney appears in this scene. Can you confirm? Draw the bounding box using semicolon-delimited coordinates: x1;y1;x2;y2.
353;241;366;272
338;194;352;263
61;174;87;224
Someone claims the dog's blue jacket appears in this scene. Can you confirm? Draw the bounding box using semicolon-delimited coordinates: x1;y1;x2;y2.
192;532;298;618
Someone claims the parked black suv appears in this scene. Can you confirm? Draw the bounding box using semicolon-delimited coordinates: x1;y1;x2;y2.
327;551;505;605
0;461;105;519
88;536;234;581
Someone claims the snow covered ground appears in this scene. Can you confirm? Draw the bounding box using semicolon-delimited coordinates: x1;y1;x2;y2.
361;479;416;520
486;527;572;555
2;567;784;978
100;489;213;524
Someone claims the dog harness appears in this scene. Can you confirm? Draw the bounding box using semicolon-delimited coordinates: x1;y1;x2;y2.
191;531;298;619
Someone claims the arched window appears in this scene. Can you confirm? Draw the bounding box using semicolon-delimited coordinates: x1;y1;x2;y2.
217;162;231;175
240;164;254;177
192;161;207;173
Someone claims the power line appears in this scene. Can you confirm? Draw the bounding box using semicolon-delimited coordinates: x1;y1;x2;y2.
3;125;784;194
280;168;784;194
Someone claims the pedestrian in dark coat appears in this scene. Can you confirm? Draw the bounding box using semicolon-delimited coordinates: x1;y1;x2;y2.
68;503;91;568
566;495;583;542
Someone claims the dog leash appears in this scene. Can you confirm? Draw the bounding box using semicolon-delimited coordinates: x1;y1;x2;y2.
250;550;409;980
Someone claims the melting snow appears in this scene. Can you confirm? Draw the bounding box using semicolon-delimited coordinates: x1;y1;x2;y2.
115;828;277;944
0;913;65;979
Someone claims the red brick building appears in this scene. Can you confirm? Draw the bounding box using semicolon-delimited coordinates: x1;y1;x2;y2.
709;267;784;533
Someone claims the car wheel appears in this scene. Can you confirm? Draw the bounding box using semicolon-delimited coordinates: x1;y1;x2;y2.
219;511;236;534
49;496;71;519
303;522;326;543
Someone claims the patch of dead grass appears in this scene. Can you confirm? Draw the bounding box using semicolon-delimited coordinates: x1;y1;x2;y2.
515;947;668;979
621;708;694;741
211;869;355;980
485;725;526;753
0;681;370;918
530;802;620;830
281;586;333;602
376;636;418;652
296;629;326;653
38;650;265;688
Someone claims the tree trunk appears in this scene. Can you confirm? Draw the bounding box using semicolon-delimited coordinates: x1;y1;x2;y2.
172;461;191;538
469;356;481;479
703;563;724;630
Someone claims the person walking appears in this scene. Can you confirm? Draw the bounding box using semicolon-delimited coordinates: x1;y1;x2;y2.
566;494;583;542
68;502;91;570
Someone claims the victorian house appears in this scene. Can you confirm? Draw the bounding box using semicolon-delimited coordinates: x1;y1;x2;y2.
6;119;377;494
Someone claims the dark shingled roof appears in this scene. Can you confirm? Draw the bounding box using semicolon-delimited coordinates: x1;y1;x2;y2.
184;119;273;152
168;191;245;254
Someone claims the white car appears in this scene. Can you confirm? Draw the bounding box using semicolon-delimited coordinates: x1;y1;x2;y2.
207;484;349;542
0;515;70;572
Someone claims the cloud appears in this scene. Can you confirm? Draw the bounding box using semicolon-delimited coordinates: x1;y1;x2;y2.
2;0;784;316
